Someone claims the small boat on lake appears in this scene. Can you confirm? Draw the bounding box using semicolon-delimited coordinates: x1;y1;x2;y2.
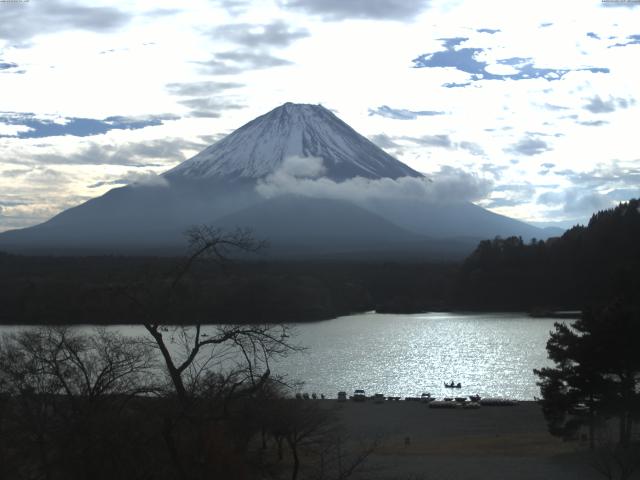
444;381;462;388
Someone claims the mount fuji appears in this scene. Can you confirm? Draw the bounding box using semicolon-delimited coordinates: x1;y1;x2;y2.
0;103;556;258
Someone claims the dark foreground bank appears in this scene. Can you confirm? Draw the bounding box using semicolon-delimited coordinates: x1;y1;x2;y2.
321;400;631;480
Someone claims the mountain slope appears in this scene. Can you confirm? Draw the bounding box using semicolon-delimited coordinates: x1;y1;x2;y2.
360;197;547;240
165;103;421;181
0;102;557;256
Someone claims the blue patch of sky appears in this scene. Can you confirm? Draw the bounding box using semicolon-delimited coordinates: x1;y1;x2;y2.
587;32;600;39
477;28;500;34
0;113;174;139
609;34;640;47
368;105;444;120
412;37;610;83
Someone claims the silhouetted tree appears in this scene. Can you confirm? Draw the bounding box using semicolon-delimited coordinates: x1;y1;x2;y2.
113;226;303;479
0;327;157;479
535;300;640;450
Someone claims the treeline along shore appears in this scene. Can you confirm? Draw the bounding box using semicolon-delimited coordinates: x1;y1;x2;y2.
0;198;639;325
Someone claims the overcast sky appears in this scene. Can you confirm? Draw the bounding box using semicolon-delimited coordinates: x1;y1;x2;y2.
0;0;639;232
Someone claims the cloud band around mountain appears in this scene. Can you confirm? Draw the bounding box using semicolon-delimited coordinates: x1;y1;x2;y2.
256;155;492;204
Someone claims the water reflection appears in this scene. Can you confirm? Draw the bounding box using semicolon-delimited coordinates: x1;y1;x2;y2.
0;312;559;400
275;312;558;400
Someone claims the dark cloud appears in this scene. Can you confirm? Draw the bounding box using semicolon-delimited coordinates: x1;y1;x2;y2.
443;82;471;88
477;28;500;34
601;1;640;8
539;164;640;217
211;20;309;47
583;95;633;113
0;112;177;139
198;133;226;145
578;119;609;127
543;103;569;111
369;133;401;150
587;32;600;40
483;182;540;208
278;0;431;21
555;163;640;190
605;188;640;202
211;0;250;15
459;141;484;156
177;97;245;118
482;197;521;208
537;189;614;216
401;134;485;155
480;163;508;179
165;81;243;96
29;138;206;167
413;37;609;83
0;61;18;70
143;8;182;17
88;170;168;189
368;105;444;120
0;0;131;42
1;168;31;178
510;137;549;156
406;134;453;148
195;51;291;75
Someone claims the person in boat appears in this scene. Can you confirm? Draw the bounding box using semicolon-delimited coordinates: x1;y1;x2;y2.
456;382;461;388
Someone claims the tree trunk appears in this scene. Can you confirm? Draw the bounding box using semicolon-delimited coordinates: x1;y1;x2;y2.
277;436;283;461
145;326;188;402
163;416;188;480
287;437;299;480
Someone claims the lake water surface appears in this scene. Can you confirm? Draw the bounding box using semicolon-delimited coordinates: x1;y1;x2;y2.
0;312;561;400
277;312;560;400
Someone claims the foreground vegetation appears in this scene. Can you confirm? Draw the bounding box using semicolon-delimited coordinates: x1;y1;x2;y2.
0;325;374;480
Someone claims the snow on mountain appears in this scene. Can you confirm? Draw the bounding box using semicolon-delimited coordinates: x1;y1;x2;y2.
165;103;421;181
0;101;557;256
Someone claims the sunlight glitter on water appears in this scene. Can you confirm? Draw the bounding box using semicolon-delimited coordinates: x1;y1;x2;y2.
274;312;559;400
0;312;561;400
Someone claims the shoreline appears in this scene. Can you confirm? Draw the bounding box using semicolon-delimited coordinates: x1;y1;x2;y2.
318;399;602;480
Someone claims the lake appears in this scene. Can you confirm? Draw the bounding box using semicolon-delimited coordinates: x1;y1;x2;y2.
277;312;560;400
0;312;562;400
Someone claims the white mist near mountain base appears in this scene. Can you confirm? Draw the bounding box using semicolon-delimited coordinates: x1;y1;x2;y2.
256;156;492;204
0;103;554;257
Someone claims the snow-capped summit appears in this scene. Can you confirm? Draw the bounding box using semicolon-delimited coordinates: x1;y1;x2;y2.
165;103;422;181
0;102;554;257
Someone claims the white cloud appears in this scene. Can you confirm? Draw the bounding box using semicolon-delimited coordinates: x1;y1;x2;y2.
1;0;640;230
256;156;492;203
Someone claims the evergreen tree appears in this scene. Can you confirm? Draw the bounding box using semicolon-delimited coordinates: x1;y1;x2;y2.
534;300;640;447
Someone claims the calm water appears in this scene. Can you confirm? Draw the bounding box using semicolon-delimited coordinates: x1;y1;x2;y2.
278;312;559;400
0;312;561;400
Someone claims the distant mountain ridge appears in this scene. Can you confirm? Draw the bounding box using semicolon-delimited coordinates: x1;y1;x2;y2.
0;102;558;258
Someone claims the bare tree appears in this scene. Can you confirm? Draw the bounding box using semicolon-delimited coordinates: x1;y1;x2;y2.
0;327;157;479
110;226;304;480
119;227;298;404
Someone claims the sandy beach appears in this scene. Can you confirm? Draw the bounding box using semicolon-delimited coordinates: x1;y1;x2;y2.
321;400;622;480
